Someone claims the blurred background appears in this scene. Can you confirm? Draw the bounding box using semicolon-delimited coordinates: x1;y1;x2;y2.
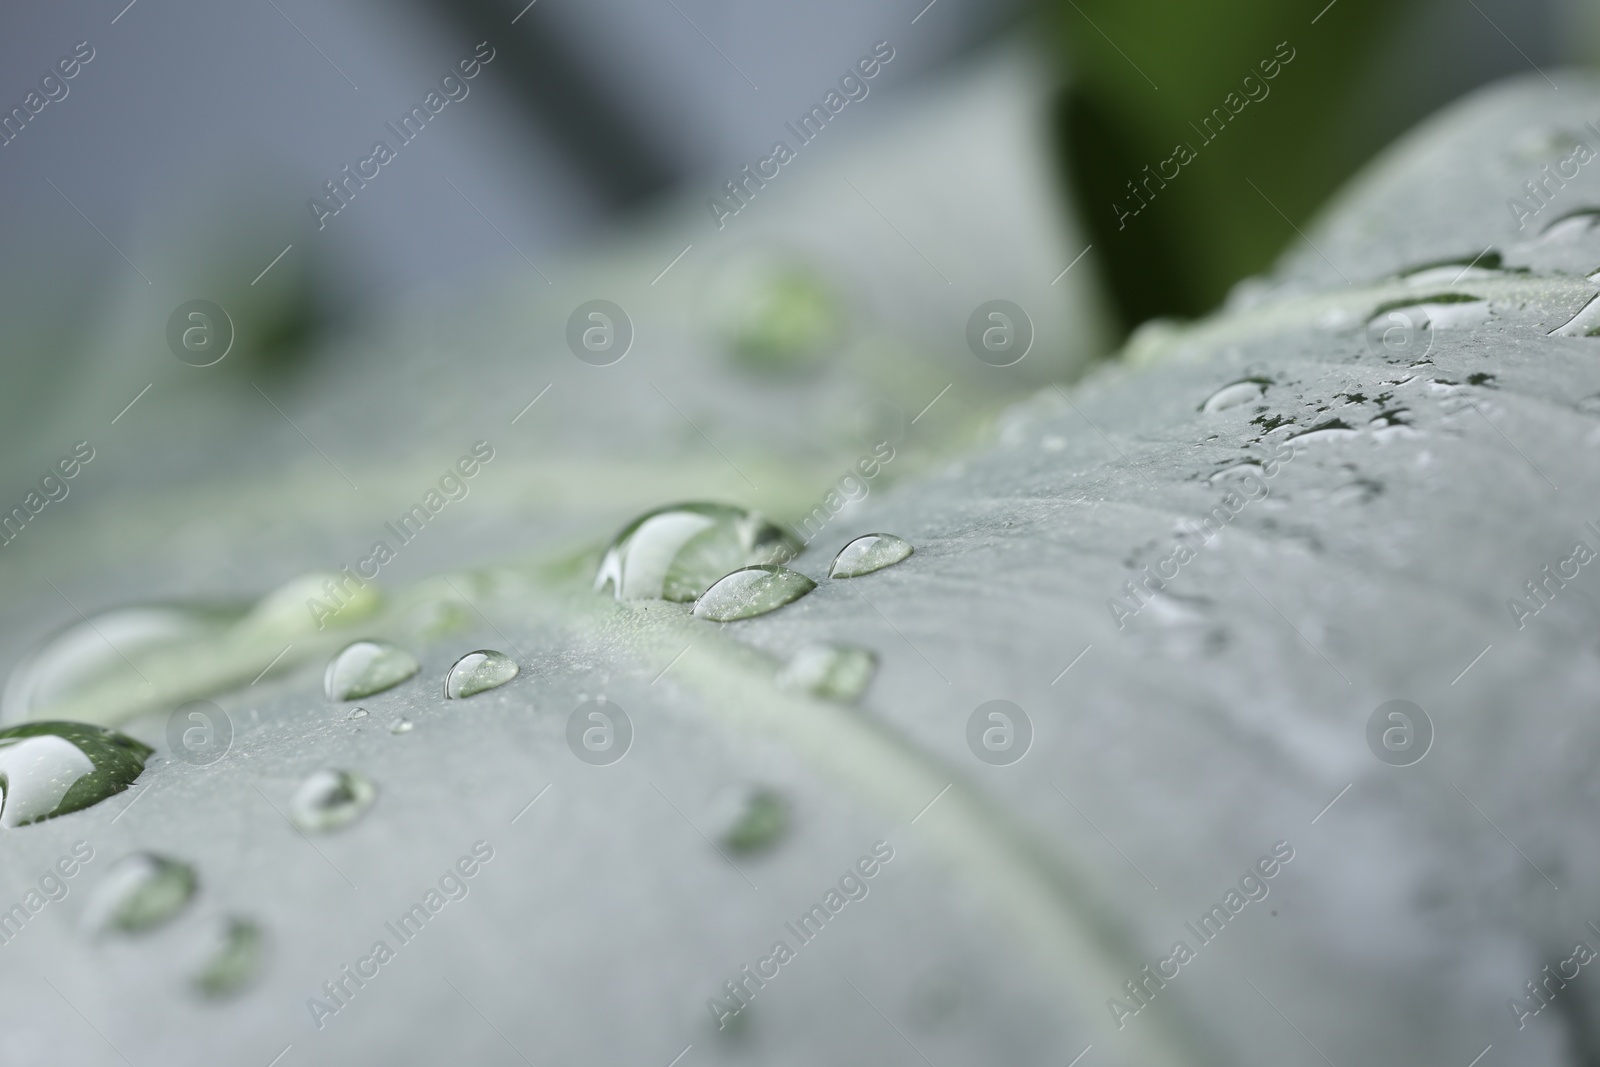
0;0;1586;362
0;0;1584;551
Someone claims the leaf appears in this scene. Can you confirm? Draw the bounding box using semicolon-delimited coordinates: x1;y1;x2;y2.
4;74;1599;1066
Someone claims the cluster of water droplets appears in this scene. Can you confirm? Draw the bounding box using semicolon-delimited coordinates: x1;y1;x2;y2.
0;504;905;999
596;502;913;623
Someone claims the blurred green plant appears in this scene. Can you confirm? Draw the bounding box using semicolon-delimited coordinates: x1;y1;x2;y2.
1047;0;1411;329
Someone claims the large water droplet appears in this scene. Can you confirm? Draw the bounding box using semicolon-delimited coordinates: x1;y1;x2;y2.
708;785;789;853
596;503;802;602
1552;291;1600;337
2;605;239;721
776;644;877;703
1200;378;1269;413
190;916;267;999
1287;419;1358;445
693;566;815;622
83;853;197;935
1397;252;1505;284
324;640;420;701
390;717;414;735
290;769;376;833
443;650;519;698
0;722;152;827
1538;209;1600;243
829;534;914;579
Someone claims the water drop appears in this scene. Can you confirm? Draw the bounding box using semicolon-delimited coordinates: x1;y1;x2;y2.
1397;252;1505;285
776;644;877;703
1207;461;1265;484
596;503;802;602
346;708;369;720
1552;291;1600;337
693;566;815;622
82;853;197;935
1200;378;1269;413
190;916;267;999
324;639;420;701
1369;293;1487;328
390;717;414;735
1538;208;1600;243
829;534;914;579
289;769;376;833
3;604;239;721
1287;419;1358;444
708;785;788;854
444;650;519;698
0;722;152;827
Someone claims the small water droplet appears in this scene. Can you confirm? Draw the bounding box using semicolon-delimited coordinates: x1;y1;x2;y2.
776;644;877;703
444;650;519;698
289;769;376;833
3;605;239;721
707;785;788;854
346;708;369;720
1200;377;1269;413
190;916;267;999
83;853;197;935
596;503;802;602
390;717;414;735
0;722;152;827
693;566;815;622
829;534;913;579
324;639;420;701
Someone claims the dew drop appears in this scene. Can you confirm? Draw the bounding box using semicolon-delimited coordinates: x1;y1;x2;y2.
1200;378;1269;413
190;916;267;999
595;503;802;602
324;639;420;701
708;785;788;854
776;644;877;703
443;650;519;698
83;853;197;935
1397;251;1505;284
3;604;239;721
829;534;914;579
1538;209;1600;243
1287;419;1359;444
0;722;152;827
1551;291;1600;337
346;708;369;720
289;769;376;833
693;566;815;622
390;717;414;735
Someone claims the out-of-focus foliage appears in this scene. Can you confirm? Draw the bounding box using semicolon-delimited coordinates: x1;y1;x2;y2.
1047;0;1413;328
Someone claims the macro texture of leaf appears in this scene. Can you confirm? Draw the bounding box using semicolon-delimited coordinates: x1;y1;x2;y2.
3;71;1600;1067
